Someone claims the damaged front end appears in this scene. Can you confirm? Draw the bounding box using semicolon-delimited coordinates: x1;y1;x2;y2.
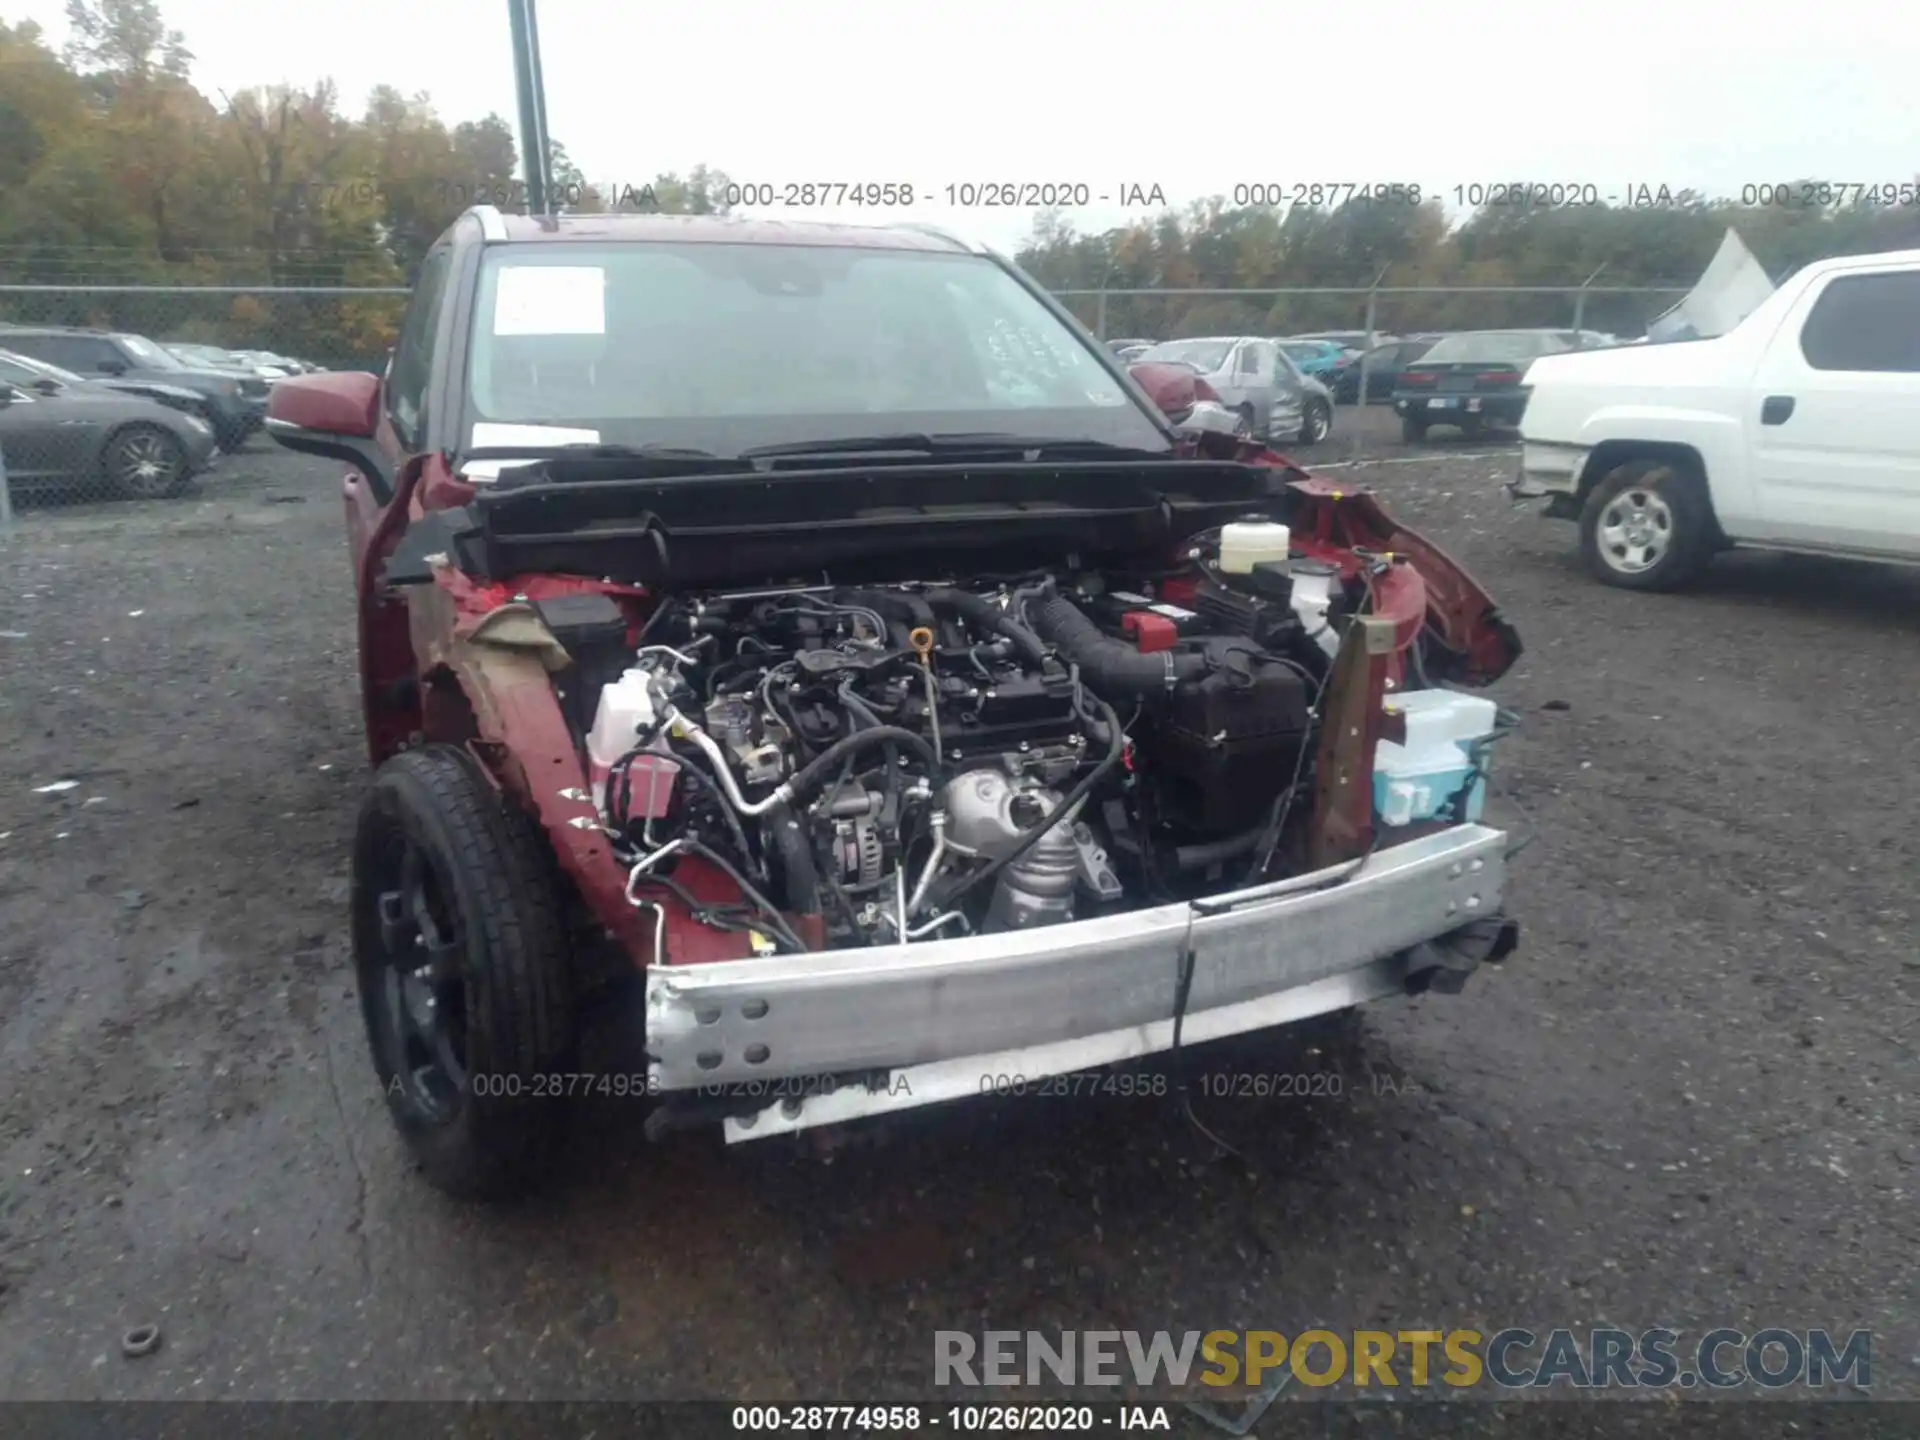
396;451;1525;1144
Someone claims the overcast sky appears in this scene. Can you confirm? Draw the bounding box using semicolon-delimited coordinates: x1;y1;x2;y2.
12;0;1920;254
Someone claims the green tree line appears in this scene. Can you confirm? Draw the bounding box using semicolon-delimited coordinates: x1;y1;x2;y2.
2;0;1915;363
0;1;737;364
1023;187;1920;340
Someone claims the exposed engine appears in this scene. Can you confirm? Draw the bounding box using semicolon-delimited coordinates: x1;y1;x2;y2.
566;526;1370;955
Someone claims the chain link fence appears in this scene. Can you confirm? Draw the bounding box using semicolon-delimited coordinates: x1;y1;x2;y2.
0;278;1695;524
1052;281;1696;345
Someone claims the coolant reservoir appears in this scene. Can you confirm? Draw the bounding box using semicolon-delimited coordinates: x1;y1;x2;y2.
586;669;677;819
1219;521;1292;575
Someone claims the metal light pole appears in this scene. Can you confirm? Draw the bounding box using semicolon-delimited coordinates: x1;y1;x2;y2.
1572;263;1607;334
506;0;554;215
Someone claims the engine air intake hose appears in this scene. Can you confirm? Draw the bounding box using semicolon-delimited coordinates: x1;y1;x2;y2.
1028;594;1208;699
924;588;1049;667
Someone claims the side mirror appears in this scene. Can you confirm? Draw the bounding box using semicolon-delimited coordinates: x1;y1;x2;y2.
265;371;394;503
33;378;62;395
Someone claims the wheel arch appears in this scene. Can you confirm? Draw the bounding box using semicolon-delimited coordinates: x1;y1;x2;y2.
1578;442;1727;546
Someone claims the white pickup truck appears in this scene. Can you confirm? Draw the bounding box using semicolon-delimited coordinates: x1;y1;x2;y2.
1513;248;1920;589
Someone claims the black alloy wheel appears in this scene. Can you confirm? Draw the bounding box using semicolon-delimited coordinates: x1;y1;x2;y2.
352;745;576;1198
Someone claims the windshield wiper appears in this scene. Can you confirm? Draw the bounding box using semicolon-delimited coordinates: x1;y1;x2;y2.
737;433;1168;462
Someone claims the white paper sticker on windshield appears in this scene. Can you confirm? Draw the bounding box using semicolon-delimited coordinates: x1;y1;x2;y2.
491;266;606;336
471;422;602;448
465;422;602;481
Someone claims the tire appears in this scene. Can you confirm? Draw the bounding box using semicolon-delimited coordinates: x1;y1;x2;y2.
1400;414;1429;443
1459;415;1485;441
101;424;191;499
351;744;577;1199
1578;457;1714;591
1297;400;1332;446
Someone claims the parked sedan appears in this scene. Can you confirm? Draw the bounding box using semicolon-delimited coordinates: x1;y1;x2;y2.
1327;337;1438;403
1277;338;1353;379
0;326;268;450
1393;330;1575;441
1133;336;1334;445
0;347;222;431
0;376;218;499
1288;330;1402;352
168;342;293;381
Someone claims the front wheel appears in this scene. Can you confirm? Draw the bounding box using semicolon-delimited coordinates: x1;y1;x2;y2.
352;745;577;1199
102;424;191;499
1297;400;1332;446
1578;458;1714;591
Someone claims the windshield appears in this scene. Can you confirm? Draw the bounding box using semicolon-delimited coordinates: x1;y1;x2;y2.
1137;339;1233;373
1280;342;1328;360
463;243;1167;458
1419;331;1569;364
119;334;184;369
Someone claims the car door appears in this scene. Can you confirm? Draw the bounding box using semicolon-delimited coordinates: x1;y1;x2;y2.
1747;266;1920;556
0;384;97;482
1206;339;1253;411
1231;340;1279;436
1368;343;1406;398
1268;346;1306;438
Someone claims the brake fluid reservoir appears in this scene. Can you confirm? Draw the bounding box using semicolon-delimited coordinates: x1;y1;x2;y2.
1219;521;1292;575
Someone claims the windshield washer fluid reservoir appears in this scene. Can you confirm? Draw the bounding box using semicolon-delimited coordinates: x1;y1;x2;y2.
1372;689;1499;827
1219;522;1291;575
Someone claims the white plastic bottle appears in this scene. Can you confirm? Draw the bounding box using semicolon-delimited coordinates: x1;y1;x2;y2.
585;669;669;818
1219;521;1292;575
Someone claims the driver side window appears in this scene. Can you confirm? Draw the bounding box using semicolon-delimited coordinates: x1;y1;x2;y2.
387;246;453;448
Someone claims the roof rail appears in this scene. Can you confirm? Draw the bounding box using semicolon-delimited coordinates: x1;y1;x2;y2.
891;221;982;254
469;204;509;242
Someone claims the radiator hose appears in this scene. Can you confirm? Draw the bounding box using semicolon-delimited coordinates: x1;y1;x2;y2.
1027;594;1208;699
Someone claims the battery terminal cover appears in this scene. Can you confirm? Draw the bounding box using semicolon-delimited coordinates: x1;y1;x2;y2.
1121;610;1179;653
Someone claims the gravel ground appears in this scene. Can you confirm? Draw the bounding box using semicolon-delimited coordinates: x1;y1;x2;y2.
0;420;1913;1410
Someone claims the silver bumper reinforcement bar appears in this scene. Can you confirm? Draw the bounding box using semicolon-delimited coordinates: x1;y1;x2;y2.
643;822;1509;1140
